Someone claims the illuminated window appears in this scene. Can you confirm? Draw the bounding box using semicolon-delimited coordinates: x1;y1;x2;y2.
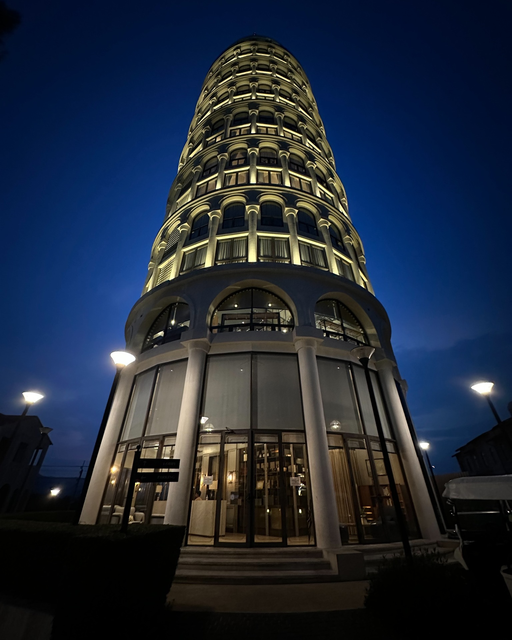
229;149;247;167
196;178;217;197
210;288;294;333
299;242;327;269
259;148;278;166
143;302;190;351
290;175;312;192
224;171;249;187
329;223;345;251
181;245;207;273
258;237;290;262
257;169;281;185
314;299;368;344
216;237;248;264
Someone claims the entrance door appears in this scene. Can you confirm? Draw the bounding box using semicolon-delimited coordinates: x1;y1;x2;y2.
188;431;314;547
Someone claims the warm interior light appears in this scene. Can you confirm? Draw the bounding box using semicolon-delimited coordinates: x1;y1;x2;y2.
419;441;430;450
50;488;61;497
471;382;494;395
22;391;44;404
110;351;136;367
111;466;118;473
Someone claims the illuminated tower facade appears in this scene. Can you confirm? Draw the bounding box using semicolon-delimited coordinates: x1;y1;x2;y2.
81;36;440;556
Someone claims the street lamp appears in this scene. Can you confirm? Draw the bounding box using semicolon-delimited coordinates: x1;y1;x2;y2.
21;391;44;417
73;350;136;524
471;381;502;424
418;441;447;532
351;346;412;561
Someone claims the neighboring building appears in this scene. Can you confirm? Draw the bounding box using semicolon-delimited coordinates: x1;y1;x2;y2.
455;417;512;476
80;36;440;554
0;414;52;512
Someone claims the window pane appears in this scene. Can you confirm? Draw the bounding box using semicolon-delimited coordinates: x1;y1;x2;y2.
318;359;362;433
121;370;156;440
146;361;187;435
352;366;379;437
202;354;251;431
253;354;304;430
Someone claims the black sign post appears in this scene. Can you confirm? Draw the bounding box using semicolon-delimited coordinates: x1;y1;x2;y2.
120;447;180;532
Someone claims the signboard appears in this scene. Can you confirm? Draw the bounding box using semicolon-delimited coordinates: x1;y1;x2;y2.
138;459;180;469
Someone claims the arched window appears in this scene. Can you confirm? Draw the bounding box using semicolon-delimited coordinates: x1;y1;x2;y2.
283;116;298;132
258;110;274;124
258;84;273;95
229;149;247;167
190;213;209;240
329;223;344;251
315;168;328;188
314;299;368;344
235;84;250;95
289;153;306;175
222;203;246;229
143;302;190;351
211;288;294;333
260;202;283;227
210;119;224;135
297;210;318;236
259;148;278;166
232;112;249;126
202;157;219;178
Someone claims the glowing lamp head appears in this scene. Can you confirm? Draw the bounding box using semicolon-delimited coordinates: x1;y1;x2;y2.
471;382;494;395
50;488;61;497
419;441;430;450
200;416;209;424
22;391;44;405
330;420;341;430
110;351;136;367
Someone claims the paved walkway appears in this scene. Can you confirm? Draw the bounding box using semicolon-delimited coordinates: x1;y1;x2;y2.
168;580;369;612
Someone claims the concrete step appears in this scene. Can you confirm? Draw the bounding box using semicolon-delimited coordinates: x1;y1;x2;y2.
174;546;338;584
175;568;340;585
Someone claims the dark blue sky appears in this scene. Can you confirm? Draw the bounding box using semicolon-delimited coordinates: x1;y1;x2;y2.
1;0;511;475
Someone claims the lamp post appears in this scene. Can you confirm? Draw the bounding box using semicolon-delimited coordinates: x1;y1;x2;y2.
470;382;502;424
351;346;412;562
20;391;44;417
73;350;136;524
419;441;446;530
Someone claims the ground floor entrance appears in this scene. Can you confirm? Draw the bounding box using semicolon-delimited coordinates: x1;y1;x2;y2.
187;431;314;547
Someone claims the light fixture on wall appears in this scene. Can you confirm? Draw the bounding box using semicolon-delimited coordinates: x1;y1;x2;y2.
330;420;341;430
227;471;235;484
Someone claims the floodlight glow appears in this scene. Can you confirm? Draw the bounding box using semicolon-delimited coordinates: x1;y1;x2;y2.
419;442;430;450
22;391;44;404
50;488;61;497
200;416;209;424
110;351;136;367
471;382;494;395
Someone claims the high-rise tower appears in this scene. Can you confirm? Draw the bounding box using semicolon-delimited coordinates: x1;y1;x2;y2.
81;36;440;555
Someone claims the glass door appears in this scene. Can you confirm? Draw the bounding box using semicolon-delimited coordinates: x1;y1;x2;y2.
253;434;285;545
216;434;249;545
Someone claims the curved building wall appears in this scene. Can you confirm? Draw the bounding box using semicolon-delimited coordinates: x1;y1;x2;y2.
80;36;440;551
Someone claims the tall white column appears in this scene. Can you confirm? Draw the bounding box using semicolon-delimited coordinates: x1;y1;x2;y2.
294;336;342;550
375;358;441;540
247;204;259;262
164;339;210;526
285;207;301;265
79;366;136;524
205;210;221;268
